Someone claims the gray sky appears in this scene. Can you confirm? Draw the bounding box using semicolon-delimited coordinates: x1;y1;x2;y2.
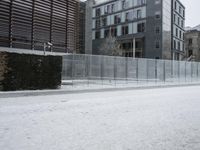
180;0;199;27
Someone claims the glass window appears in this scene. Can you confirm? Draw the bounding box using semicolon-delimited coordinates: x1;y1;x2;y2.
96;8;101;17
111;28;117;37
155;26;160;34
114;14;121;24
122;26;129;35
95;19;100;28
102;17;107;27
111;3;115;12
95;31;101;39
137;9;142;19
104;29;110;38
155;40;160;48
137;22;145;32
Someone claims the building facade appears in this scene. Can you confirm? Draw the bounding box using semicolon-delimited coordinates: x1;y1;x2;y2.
90;0;185;60
172;0;185;60
0;0;80;53
184;30;200;61
79;2;86;54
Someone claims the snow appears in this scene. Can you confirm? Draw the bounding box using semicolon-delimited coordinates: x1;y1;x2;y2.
1;86;200;150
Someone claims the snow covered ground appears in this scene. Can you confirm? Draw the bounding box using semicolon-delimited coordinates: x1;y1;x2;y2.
1;86;200;150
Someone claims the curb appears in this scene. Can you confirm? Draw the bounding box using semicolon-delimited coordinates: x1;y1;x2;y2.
0;83;200;98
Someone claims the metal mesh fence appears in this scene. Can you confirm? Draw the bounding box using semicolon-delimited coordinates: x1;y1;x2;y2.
62;54;200;87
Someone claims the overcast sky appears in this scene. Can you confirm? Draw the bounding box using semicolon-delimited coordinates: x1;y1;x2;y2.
82;0;199;27
180;0;199;27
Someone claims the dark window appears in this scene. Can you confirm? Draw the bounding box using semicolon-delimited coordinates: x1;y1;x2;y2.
125;12;132;22
189;38;192;45
155;26;160;34
96;8;101;17
111;28;117;37
155;41;160;48
104;29;110;38
176;28;178;37
175;1;177;10
102;17;107;27
174;14;176;22
95;19;100;28
122;26;129;35
114;15;121;24
174;40;176;49
178;41;180;50
122;0;126;9
189;50;193;56
178;17;180;25
111;3;115;12
95;31;101;39
137;23;145;32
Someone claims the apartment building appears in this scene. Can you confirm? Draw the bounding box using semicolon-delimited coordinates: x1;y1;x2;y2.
89;0;185;60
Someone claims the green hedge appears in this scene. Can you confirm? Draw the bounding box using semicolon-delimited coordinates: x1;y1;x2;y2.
0;52;62;91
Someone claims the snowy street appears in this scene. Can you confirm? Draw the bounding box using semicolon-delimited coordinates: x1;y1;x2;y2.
1;86;200;150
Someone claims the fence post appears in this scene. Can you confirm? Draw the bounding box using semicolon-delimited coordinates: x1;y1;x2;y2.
101;56;103;85
114;56;116;86
163;60;166;83
136;58;139;84
155;59;157;84
126;57;128;84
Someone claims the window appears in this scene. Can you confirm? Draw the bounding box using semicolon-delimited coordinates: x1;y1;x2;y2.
122;26;129;35
95;31;101;39
174;14;176;22
179;6;181;14
155;11;161;19
175;1;177;10
95;19;100;28
96;8;101;17
104;29;110;38
111;28;117;37
189;38;193;45
176;28;178;37
181;20;184;28
178;41;180;50
114;14;121;24
155;26;160;34
189;50;193;56
155;40;160;49
102;17;107;27
137;22;145;32
178;17;180;25
133;11;137;20
137;9;142;19
174;40;176;49
111;3;115;12
122;0;126;9
125;12;132;22
104;5;110;14
179;31;182;39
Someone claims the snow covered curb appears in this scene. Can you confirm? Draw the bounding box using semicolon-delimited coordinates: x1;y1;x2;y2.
0;83;200;98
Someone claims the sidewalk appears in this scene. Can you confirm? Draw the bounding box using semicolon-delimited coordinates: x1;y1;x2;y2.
0;80;200;98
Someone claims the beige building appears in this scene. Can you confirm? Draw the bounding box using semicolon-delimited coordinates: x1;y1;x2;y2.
184;30;200;61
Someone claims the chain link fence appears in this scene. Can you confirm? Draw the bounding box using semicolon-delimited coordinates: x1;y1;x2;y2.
62;54;200;87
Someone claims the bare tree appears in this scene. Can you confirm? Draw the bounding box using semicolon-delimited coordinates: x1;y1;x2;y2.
99;35;122;56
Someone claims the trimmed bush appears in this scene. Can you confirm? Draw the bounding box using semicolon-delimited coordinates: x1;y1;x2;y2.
0;52;62;91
